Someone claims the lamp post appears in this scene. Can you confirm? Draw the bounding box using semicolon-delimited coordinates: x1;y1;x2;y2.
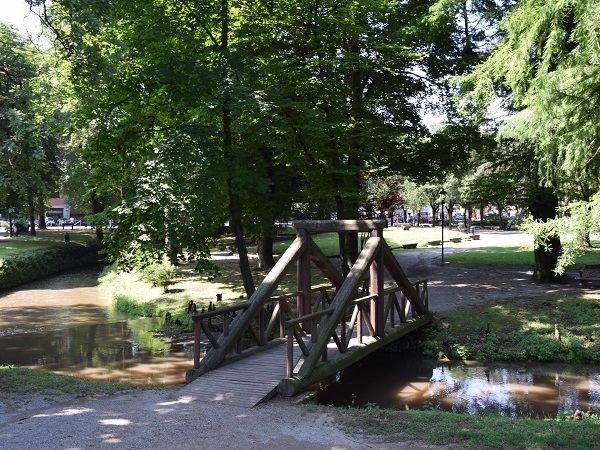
439;188;447;265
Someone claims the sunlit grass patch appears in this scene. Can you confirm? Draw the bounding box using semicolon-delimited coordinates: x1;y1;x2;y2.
0;364;138;396
423;294;600;362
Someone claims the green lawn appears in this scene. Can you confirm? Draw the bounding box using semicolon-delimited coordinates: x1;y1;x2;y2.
272;226;467;256
0;229;97;259
446;244;600;267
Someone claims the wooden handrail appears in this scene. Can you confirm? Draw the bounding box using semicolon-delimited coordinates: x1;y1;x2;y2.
186;220;432;393
282;276;429;378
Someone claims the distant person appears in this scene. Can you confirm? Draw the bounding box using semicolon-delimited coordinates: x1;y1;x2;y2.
64;232;70;244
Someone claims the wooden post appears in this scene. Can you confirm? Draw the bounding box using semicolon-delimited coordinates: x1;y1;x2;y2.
193;319;201;369
297;227;312;331
370;228;384;336
258;308;265;345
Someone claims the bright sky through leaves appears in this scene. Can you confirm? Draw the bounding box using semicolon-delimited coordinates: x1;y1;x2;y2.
1;0;41;34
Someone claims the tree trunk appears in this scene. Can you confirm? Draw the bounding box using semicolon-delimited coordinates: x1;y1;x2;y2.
8;213;14;238
228;187;255;297
27;192;36;236
37;197;47;230
90;190;104;240
258;235;276;269
530;187;567;284
220;0;255;298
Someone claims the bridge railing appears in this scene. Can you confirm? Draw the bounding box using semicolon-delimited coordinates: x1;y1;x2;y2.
190;285;336;370
186;220;432;387
283;278;429;378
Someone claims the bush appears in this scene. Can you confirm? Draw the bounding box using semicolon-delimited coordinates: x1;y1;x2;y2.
141;262;175;293
0;242;104;291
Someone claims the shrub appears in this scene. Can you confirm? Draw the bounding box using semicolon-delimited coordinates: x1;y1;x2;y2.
0;243;103;291
141;262;175;293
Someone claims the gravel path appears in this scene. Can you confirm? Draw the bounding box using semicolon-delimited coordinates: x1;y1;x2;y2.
1;231;598;450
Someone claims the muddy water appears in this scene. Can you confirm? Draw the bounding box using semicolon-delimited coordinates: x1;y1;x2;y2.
0;267;195;385
316;353;600;418
0;266;126;335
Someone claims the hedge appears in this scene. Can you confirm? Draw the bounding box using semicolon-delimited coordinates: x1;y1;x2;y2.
0;242;104;291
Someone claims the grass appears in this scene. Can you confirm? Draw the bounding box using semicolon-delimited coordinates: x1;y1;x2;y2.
330;406;600;450
446;245;535;264
422;294;600;362
0;364;140;397
0;228;97;259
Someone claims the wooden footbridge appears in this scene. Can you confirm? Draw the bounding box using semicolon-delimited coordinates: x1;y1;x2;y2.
185;220;432;407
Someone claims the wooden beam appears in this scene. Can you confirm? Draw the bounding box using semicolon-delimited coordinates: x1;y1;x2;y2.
308;235;344;287
293;220;387;232
278;314;433;396
370;228;384;336
190;235;307;376
382;241;429;315
294;236;381;381
297;228;312;330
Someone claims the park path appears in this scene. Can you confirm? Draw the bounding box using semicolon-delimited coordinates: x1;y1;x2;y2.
396;229;598;311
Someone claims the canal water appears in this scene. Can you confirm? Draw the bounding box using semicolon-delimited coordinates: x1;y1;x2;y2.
0;266;195;385
316;352;600;418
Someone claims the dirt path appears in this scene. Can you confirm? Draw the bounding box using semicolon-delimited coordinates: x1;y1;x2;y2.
1;231;598;450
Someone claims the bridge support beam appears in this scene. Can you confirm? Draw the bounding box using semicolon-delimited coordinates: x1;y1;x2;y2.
278;314;433;397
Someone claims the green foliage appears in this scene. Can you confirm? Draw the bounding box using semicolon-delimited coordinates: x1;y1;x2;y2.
519;195;600;274
141;262;175;293
0;23;65;221
424;295;600;363
459;0;600;192
0;242;102;290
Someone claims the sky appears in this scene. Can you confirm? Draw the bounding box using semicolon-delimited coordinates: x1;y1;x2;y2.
1;0;43;34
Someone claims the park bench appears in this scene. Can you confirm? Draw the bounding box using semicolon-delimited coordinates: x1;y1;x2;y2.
427;240;441;246
470;235;480;240
449;237;462;243
576;264;600;285
402;243;418;249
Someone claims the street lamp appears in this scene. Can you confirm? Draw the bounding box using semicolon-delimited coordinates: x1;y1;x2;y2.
439;188;447;265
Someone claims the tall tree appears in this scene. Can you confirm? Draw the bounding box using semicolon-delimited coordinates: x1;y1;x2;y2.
0;22;61;235
458;0;600;281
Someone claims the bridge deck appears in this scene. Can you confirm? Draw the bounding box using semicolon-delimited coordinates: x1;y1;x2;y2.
185;316;430;407
184;344;288;408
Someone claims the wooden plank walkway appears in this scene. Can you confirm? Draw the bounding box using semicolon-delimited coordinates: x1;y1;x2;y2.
183;315;427;408
184;344;289;408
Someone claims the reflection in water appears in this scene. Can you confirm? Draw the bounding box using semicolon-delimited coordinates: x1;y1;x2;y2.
316;353;600;418
0;318;200;385
0;267;199;385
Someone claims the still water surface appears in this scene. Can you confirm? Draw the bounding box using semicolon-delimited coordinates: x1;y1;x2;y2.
0;267;194;385
317;353;600;418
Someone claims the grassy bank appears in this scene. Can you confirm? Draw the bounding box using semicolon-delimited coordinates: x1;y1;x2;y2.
423;294;600;362
0;364;140;397
331;405;600;450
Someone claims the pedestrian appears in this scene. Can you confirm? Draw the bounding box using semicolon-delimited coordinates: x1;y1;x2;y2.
64;232;70;243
